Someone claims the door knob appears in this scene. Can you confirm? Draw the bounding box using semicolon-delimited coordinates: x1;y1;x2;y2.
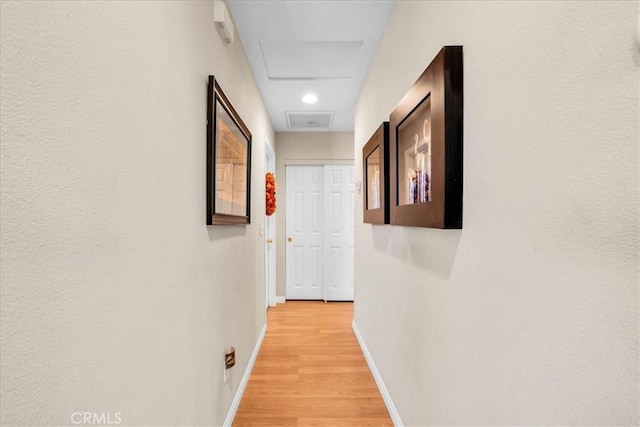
287;237;292;242
266;239;273;244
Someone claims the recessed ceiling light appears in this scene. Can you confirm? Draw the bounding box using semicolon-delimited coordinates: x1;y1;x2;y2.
302;93;318;104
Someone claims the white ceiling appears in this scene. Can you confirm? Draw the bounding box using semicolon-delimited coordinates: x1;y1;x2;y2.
226;0;394;132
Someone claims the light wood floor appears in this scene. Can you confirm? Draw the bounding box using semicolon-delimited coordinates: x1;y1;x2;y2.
233;301;393;427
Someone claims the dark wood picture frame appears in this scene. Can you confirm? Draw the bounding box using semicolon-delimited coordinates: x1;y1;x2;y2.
362;122;389;224
207;76;252;225
389;46;463;228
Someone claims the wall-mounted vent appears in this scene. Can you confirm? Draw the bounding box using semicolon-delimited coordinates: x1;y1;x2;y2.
286;111;334;129
214;0;234;44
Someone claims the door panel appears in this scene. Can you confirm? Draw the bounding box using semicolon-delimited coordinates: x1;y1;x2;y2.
324;165;355;301
286;165;324;300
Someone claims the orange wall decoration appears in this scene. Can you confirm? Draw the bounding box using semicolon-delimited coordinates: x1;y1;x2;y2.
265;172;277;216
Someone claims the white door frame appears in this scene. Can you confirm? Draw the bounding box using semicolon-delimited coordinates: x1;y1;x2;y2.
264;134;276;307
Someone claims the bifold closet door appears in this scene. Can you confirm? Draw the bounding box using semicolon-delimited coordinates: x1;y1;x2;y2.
285;164;354;301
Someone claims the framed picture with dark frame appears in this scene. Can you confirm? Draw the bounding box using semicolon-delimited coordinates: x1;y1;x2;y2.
389;46;463;228
362;122;389;224
207;75;252;225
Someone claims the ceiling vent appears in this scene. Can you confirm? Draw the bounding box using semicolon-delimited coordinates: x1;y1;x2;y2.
286;111;334;129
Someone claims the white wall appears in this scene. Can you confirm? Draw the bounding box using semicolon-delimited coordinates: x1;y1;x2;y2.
274;132;353;297
354;1;639;426
0;2;273;426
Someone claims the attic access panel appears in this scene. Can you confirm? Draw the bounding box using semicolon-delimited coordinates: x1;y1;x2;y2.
260;41;363;80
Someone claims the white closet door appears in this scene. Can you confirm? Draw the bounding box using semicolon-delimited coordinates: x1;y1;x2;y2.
323;165;355;301
285;165;324;300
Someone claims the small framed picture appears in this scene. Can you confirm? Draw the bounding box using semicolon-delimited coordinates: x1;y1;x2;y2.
207;76;252;225
362;122;389;224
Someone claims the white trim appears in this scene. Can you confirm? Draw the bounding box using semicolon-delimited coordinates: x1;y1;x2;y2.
265;133;277;308
352;320;403;427
276;296;286;304
281;158;354;167
264;133;276;159
223;323;267;427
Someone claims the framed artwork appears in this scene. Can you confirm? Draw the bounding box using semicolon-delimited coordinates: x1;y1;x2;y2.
362;122;389;224
207;76;252;225
389;46;463;228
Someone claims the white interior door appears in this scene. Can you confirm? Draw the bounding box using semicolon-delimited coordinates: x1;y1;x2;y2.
324;165;355;301
285;165;323;300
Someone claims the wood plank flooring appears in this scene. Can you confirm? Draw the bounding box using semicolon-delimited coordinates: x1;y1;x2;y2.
233;301;393;427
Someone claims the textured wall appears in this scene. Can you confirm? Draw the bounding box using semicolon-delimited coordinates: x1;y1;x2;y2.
354;1;639;425
0;1;273;426
274;132;354;297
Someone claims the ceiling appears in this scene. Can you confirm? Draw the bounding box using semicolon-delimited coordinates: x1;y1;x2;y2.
226;0;394;132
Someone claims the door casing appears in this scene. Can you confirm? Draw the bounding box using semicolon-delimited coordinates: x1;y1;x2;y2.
264;135;276;308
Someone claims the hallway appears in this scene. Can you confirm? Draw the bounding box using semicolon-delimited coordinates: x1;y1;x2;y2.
1;2;638;426
233;302;392;426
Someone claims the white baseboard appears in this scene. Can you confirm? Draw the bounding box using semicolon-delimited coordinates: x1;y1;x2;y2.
223;323;267;427
276;296;286;304
352;320;403;427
